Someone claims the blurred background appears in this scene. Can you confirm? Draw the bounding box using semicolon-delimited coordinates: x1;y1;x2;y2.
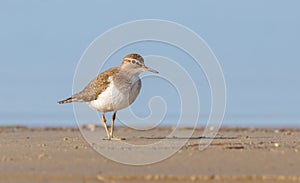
0;0;299;127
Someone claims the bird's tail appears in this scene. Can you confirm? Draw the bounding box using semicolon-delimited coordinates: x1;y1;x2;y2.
57;97;75;104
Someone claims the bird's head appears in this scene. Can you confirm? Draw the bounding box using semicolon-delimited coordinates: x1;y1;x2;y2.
121;53;159;74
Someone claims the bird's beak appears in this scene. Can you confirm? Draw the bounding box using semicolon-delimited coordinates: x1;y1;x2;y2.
144;66;159;73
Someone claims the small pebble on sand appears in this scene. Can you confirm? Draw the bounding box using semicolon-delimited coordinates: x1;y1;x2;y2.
274;143;280;147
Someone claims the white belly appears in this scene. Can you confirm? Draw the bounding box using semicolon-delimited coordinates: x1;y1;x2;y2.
87;81;140;112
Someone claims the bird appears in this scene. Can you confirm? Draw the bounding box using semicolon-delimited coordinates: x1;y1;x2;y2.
58;53;159;140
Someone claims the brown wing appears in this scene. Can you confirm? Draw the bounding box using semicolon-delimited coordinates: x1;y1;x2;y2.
71;67;120;102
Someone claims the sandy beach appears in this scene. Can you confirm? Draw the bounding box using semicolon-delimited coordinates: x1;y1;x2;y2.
0;126;299;183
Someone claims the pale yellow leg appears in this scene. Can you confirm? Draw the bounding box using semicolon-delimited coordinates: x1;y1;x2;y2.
110;111;116;138
101;113;111;140
110;111;125;141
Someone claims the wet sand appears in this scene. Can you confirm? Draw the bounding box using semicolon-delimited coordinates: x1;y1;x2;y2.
0;126;299;183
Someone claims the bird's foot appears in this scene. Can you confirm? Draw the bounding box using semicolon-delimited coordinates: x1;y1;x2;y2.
110;136;126;141
102;136;111;140
102;136;125;141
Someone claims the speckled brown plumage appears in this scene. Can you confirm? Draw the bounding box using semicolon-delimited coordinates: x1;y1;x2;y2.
58;67;119;104
123;53;143;62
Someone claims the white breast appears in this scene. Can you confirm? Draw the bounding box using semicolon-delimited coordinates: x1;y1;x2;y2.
86;80;140;112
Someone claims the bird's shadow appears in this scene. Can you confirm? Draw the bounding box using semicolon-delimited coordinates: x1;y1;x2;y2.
139;136;238;140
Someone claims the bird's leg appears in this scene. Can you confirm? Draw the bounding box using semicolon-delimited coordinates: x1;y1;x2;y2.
101;113;111;140
110;111;125;141
110;111;116;138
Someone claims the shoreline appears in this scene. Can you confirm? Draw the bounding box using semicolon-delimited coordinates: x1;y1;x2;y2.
1;125;300;130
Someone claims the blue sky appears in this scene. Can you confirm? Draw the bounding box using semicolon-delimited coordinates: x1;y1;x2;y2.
0;0;299;127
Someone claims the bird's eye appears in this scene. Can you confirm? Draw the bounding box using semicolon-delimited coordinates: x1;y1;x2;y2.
131;60;136;64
